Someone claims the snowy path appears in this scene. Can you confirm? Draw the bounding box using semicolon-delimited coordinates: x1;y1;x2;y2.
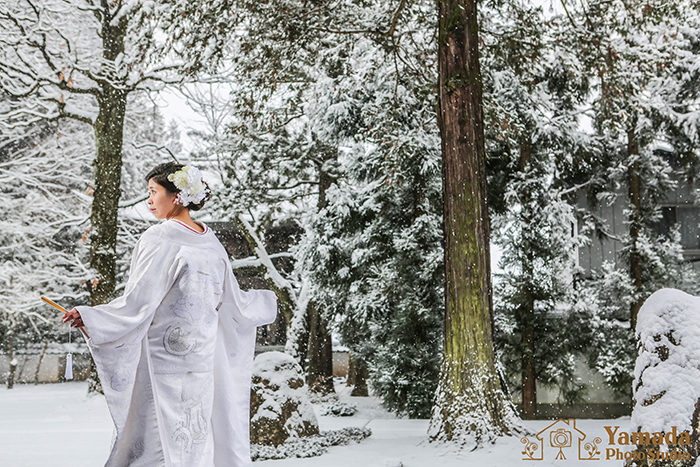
0;382;628;466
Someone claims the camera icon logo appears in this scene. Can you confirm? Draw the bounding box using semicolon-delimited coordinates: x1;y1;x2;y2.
521;418;601;461
551;428;572;449
550;427;573;460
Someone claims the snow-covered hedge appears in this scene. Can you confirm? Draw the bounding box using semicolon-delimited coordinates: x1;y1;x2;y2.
308;392;358;417
251;427;372;461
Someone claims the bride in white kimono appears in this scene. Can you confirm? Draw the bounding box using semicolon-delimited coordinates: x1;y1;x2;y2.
63;163;277;467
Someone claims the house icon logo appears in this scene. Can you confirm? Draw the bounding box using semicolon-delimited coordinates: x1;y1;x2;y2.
521;419;602;461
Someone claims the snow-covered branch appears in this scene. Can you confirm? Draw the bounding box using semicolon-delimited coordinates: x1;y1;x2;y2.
234;214;298;325
230;252;295;269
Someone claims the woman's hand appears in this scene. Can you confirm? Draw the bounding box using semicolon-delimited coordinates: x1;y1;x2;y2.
62;308;85;328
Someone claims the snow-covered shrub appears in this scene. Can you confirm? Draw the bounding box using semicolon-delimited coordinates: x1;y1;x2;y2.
308;392;358;417
251;427;371;461
628;289;700;466
250;351;319;446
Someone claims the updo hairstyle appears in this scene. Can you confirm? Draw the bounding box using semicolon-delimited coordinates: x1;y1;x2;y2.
145;162;211;211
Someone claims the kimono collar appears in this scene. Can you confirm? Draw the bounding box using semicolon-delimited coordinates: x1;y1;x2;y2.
150;219;215;246
169;219;209;235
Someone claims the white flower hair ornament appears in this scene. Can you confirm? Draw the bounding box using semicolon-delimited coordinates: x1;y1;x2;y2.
167;165;207;207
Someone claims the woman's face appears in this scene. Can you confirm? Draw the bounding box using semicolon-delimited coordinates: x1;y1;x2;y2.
147;179;178;219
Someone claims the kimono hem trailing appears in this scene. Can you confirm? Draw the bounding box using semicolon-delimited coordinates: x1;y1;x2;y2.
77;220;277;467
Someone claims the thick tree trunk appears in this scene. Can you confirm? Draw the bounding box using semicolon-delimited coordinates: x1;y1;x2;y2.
627;128;643;330
89;12;128;307
346;353;369;395
428;0;518;444
89;85;127;306
86;15;128;394
306;301;335;395
518;142;537;420
349;354;369;397
304;163;336;394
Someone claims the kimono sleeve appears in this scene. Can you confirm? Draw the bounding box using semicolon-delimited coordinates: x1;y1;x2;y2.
211;265;277;466
77;230;181;346
218;265;278;328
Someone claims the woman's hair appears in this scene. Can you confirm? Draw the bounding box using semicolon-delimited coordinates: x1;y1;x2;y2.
145;162;211;211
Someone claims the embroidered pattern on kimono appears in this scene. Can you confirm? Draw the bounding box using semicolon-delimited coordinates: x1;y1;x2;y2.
77;220;278;467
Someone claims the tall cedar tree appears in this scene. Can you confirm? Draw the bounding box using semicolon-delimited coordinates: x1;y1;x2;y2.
483;1;595;418
428;0;519;444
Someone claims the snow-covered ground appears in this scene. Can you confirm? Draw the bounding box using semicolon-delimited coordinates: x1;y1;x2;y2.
0;381;629;467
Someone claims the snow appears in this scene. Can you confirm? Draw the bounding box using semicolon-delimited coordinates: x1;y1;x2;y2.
237;215;297;301
251;351;318;433
632;288;700;434
0;380;631;466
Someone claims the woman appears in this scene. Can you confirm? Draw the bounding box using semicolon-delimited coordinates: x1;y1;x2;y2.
63;162;277;467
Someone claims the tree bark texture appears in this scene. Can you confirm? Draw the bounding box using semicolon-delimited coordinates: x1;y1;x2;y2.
518;142;537;420
428;0;519;444
86;14;129;394
627;129;643;330
304;163;336;394
88;14;128;307
306;301;335;395
349;354;369;397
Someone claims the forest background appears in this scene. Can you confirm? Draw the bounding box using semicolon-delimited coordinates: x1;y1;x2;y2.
2;0;700;448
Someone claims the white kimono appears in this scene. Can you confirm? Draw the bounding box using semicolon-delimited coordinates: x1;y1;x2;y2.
77;219;277;467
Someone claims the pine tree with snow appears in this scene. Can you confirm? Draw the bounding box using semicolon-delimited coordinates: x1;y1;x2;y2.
173;0;446;413
551;0;700;398
479;0;600;419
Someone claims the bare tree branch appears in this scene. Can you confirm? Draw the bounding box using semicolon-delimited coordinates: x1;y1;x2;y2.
131;142;179;162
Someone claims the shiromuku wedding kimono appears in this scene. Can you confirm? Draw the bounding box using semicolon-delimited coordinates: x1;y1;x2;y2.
77;219;277;467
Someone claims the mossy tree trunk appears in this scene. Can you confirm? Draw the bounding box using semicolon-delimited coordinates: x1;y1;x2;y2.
86;12;129;394
428;0;519;444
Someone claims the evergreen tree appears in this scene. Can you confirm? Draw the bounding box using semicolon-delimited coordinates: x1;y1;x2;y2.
554;0;700;397
481;0;597;418
428;0;521;445
175;0;446;414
